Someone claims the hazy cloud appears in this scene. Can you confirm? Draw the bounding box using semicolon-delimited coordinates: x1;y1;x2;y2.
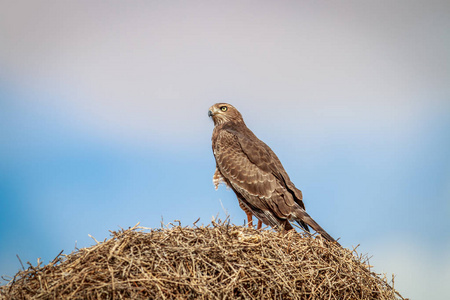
1;0;448;147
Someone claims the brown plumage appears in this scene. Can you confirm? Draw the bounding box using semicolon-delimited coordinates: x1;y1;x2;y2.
209;103;338;244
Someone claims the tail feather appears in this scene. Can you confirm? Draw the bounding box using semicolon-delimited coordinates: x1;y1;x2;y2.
293;208;340;246
296;220;310;233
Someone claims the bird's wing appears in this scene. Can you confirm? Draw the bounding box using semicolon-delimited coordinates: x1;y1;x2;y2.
214;129;298;220
226;126;305;204
223;126;306;209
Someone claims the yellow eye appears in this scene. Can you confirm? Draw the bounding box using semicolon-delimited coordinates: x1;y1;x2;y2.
220;106;227;112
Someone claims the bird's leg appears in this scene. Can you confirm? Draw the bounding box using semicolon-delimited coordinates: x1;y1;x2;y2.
246;212;254;228
257;220;262;230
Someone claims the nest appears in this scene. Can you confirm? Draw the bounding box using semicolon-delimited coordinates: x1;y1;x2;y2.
1;219;405;299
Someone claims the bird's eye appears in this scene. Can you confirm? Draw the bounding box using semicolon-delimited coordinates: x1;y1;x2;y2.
220;106;227;112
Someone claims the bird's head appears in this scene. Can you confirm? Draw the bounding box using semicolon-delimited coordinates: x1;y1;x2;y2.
208;103;244;126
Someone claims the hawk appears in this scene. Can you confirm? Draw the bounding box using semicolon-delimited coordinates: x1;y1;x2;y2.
209;103;338;243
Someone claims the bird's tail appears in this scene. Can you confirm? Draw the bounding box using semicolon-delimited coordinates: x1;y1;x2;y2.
293;208;340;246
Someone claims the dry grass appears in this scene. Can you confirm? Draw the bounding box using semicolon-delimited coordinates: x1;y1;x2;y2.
1;219;405;299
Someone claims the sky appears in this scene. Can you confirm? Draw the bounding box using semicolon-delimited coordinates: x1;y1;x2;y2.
1;1;449;298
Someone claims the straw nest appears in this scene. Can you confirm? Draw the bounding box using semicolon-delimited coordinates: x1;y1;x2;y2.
1;219;405;299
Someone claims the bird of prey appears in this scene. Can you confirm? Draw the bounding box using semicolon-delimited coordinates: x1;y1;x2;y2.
209;103;338;243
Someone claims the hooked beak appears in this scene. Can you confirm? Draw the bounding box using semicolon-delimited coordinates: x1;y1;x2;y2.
208;110;213;117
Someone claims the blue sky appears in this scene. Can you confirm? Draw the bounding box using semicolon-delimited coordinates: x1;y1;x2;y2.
1;1;449;299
